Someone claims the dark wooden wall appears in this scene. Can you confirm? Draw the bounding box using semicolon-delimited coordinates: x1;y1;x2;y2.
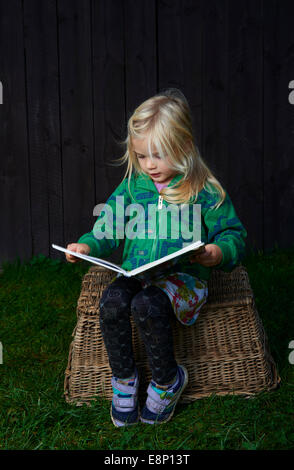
1;0;294;266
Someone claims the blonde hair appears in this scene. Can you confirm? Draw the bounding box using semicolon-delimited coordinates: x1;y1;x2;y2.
115;88;226;209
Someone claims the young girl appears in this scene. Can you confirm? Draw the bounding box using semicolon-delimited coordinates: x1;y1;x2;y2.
66;88;247;427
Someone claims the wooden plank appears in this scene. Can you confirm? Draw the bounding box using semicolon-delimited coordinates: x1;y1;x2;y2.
23;0;63;260
181;0;203;151
226;0;263;252
91;0;125;195
124;0;157;120
157;0;203;148
58;0;95;249
157;0;185;89
0;0;31;265
263;0;294;251
202;0;228;185
91;0;127;263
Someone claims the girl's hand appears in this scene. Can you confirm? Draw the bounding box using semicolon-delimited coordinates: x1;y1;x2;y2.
189;244;223;267
66;243;91;263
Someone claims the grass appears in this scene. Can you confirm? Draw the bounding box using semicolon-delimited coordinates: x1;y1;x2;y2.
0;246;293;450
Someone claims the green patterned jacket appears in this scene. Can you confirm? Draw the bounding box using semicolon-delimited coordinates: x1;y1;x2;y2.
78;172;247;281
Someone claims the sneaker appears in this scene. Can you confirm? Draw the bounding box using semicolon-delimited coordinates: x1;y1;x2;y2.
140;365;188;424
110;370;139;427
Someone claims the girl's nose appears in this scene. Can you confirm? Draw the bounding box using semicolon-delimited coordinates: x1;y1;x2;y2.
146;157;157;169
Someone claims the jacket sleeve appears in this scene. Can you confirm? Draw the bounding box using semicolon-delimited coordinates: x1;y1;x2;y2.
203;189;247;272
77;178;130;259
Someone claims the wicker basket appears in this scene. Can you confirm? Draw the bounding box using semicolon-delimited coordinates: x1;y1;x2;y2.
64;265;280;406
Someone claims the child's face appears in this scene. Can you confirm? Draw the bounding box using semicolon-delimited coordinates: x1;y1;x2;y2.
131;136;178;185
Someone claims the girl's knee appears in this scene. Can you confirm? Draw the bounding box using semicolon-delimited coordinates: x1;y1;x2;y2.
99;284;131;323
131;285;172;322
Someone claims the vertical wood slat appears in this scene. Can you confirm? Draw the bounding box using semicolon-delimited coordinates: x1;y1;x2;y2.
156;0;203;150
90;0;126;264
91;0;126;197
181;0;203;153
23;0;63;259
263;0;294;251
0;0;32;264
124;0;157;120
226;0;263;251
157;0;186;90
57;0;95;248
203;0;229;186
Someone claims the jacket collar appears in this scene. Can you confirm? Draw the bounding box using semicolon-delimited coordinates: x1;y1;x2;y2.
134;172;183;192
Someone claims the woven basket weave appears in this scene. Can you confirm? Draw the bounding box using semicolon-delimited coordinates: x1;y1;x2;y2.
64;265;280;406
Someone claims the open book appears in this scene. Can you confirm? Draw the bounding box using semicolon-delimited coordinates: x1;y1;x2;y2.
52;240;205;278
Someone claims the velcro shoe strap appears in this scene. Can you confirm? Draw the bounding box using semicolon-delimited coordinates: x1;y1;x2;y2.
112;395;137;410
111;377;138;395
146;396;167;414
146;384;173;413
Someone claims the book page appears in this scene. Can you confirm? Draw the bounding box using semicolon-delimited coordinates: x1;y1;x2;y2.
51;244;129;275
52;241;204;278
128;241;205;277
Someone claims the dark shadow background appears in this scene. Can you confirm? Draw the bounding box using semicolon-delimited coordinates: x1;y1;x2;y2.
0;0;294;266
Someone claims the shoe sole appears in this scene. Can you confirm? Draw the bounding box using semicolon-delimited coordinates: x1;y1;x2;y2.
140;365;189;425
